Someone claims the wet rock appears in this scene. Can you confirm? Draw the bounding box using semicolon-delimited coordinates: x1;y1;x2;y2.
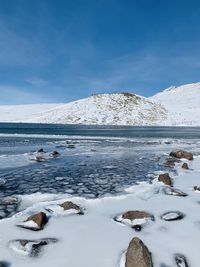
164;157;180;167
161;211;185;221
174;253;189;267
45;201;84;215
194;186;200;192
10;238;58;257
35;155;45;162
182;163;189;169
158;173;173;186
51;150;60;157
18;212;48;231
37;148;44;153
170;150;193;160
162;187;187;197
125;237;153;267
115;210;154;229
67;144;75;149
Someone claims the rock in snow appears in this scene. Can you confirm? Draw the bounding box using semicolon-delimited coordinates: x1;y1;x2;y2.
45;201;84;215
169;150;193;161
125;237;153;267
115;210;154;229
158;173;173;186
174;253;189;267
9;238;58;257
18;212;48;231
161;211;185;221
182;163;189;169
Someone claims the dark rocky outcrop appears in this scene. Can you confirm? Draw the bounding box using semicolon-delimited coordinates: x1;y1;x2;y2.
174;253;189;267
182;163;189;169
158;173;173;186
170;150;193;160
125;237;153;267
161;211;185;221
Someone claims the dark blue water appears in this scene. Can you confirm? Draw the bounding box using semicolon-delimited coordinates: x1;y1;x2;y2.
1;123;200;138
0;123;200;218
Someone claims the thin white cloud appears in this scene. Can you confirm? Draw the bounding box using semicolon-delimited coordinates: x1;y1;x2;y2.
26;77;48;86
0;85;53;104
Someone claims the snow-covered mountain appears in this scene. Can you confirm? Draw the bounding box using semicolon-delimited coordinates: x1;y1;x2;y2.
24;93;167;125
0;82;199;126
150;82;200;126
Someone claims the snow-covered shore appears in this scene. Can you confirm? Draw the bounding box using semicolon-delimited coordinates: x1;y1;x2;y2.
0;152;200;266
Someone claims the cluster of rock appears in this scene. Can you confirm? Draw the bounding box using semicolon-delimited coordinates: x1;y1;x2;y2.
0;149;196;267
4;201;83;264
119;150;193;267
35;148;61;162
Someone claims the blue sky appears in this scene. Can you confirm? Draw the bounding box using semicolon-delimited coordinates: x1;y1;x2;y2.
0;0;200;104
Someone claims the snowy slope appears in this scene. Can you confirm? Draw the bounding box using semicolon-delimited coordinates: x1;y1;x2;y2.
0;103;62;122
23;93;167;125
150;83;200;126
0;83;199;126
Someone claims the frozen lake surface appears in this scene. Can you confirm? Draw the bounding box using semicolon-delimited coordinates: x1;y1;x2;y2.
0;124;200;201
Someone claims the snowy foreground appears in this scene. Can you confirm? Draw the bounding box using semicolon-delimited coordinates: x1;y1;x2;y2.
0;154;200;266
0;82;200;126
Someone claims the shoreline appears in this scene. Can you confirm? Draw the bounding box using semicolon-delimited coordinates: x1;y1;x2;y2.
0;153;200;266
